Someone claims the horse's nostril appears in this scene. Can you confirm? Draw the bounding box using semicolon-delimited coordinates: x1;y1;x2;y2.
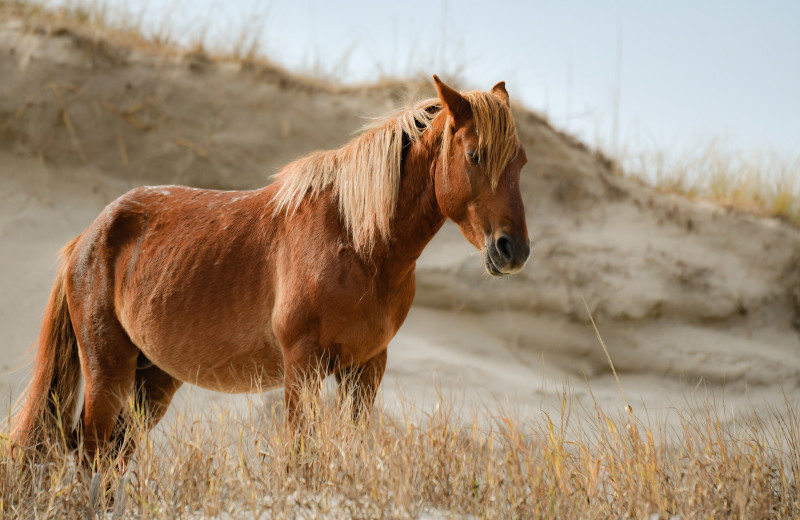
495;235;513;263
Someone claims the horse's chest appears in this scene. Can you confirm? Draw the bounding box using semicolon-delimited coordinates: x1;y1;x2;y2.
330;279;414;363
274;249;417;366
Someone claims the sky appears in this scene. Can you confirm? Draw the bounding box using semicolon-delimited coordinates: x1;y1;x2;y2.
77;0;800;172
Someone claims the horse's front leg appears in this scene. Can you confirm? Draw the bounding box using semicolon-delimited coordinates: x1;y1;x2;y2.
282;342;326;435
335;349;387;423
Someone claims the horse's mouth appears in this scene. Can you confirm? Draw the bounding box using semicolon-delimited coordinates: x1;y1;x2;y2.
484;253;506;277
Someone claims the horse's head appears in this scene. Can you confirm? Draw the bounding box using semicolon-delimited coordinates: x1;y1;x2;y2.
433;75;530;276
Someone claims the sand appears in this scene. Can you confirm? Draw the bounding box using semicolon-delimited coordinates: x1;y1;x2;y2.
2;13;799;431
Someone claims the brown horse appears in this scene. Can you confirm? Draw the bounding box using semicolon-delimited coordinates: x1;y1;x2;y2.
10;75;530;460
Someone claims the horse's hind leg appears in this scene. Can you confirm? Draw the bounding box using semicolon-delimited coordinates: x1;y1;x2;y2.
133;363;182;430
110;364;182;463
74;314;139;464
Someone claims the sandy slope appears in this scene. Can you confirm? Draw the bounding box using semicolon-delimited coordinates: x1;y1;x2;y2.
1;14;799;429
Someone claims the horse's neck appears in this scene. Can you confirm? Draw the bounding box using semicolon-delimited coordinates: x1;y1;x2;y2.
378;123;447;269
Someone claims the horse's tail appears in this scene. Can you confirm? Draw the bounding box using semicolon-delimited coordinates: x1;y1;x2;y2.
10;236;83;452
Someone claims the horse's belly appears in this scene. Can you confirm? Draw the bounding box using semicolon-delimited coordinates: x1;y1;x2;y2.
129;327;286;394
184;355;286;394
118;281;284;393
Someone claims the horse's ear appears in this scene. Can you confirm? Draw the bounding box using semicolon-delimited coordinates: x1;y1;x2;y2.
433;74;471;127
491;81;510;106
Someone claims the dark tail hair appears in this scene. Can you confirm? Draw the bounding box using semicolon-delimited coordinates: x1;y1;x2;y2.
10;237;82;452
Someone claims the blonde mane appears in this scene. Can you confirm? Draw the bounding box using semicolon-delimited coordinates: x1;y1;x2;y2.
272;90;517;256
442;91;519;190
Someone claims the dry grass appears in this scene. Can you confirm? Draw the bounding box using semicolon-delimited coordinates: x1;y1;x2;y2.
0;0;446;92
622;141;800;226
1;384;798;519
0;0;333;93
2;0;174;55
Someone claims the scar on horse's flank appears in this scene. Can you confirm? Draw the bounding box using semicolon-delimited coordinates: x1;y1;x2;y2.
10;75;530;463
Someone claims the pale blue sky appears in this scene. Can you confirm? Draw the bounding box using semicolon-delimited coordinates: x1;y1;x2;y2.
75;0;800;168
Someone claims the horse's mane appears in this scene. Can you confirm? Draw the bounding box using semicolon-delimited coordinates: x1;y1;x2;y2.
272;91;517;256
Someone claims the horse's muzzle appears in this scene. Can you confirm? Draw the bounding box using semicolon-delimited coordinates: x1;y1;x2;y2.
485;234;530;276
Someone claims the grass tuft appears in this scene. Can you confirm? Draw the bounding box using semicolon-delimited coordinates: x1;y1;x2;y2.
623;141;800;226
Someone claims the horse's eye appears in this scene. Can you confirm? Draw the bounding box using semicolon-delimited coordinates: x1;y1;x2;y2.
466;150;479;165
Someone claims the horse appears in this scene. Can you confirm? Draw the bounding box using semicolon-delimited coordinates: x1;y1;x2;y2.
10;75;530;462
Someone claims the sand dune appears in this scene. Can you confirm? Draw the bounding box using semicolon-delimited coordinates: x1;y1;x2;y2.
2;13;799;428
